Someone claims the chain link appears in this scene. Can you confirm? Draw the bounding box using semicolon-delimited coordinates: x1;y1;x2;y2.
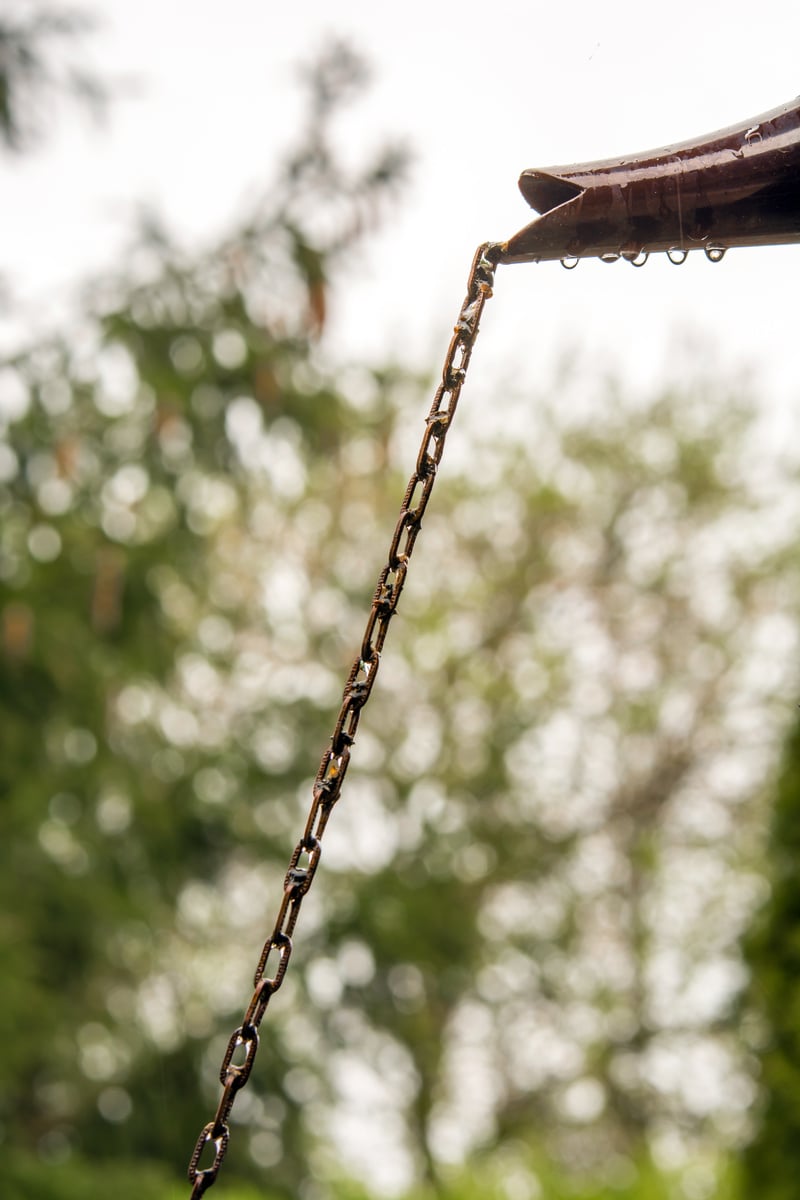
187;241;502;1196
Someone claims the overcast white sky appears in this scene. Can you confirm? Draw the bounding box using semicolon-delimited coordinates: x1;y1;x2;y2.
3;0;800;426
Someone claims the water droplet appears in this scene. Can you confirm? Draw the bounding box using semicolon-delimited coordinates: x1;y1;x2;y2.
623;250;649;268
560;255;579;270
745;125;762;146
600;253;620;264
705;245;726;263
667;248;689;266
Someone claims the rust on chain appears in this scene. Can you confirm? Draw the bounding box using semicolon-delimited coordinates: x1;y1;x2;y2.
187;240;503;1197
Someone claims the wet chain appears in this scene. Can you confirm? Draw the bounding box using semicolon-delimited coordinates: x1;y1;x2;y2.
187;241;502;1196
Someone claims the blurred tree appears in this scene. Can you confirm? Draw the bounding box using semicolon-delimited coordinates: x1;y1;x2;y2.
0;37;408;1199
2;24;800;1200
0;2;106;153
309;367;800;1195
740;717;800;1200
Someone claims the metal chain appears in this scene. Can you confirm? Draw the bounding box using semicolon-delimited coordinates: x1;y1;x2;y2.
187;241;502;1196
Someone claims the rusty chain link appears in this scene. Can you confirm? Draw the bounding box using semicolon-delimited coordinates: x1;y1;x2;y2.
187;241;502;1196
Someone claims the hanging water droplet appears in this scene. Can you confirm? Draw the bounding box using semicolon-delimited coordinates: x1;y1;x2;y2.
560;255;579;270
600;253;620;264
622;250;649;268
705;244;726;263
745;125;762;146
667;248;689;265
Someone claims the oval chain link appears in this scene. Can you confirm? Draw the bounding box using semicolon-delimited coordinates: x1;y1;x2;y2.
187;242;502;1196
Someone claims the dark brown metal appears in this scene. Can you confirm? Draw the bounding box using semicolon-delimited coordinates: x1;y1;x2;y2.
500;97;800;265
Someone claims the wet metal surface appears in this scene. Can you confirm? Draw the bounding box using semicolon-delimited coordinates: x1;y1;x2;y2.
501;97;800;265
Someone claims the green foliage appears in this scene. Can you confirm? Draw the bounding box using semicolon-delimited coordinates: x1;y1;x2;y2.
4;1152;174;1200
333;1148;743;1200
0;42;408;1196
741;716;800;1200
4;1149;271;1200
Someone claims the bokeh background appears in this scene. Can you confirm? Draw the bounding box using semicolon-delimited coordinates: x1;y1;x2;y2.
3;3;800;1199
